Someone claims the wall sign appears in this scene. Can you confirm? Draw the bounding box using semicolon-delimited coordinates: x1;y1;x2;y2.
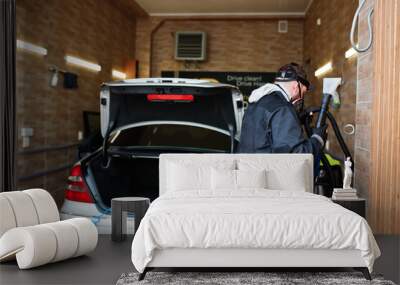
161;71;276;96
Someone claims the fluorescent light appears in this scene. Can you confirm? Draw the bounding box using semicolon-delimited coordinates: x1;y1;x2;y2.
345;47;357;59
112;69;127;79
16;40;47;56
314;62;333;77
65;55;101;72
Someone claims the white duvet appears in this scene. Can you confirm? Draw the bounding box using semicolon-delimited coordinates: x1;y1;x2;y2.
131;190;380;273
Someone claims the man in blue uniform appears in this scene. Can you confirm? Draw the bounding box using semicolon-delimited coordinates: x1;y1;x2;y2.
238;63;327;156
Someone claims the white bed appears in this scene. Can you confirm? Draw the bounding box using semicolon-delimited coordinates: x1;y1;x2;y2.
131;154;380;280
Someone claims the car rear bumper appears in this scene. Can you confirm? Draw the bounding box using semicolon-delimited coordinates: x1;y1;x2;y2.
60;200;135;235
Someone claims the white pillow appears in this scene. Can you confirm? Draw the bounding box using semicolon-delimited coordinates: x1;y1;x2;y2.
238;160;308;191
211;168;267;190
211;168;236;190
166;163;208;191
166;160;235;192
266;161;307;191
236;169;267;189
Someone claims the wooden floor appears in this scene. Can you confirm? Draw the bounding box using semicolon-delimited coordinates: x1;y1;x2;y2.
0;235;398;285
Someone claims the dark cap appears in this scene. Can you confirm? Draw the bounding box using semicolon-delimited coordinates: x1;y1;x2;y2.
275;62;311;90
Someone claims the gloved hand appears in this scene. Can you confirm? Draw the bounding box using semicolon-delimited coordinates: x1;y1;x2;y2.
312;124;328;146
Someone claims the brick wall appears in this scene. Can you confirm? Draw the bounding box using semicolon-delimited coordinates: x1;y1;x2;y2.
304;0;358;159
16;0;136;206
136;17;304;78
354;0;375;204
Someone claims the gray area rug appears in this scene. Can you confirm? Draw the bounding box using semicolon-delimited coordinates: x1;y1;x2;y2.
117;272;396;285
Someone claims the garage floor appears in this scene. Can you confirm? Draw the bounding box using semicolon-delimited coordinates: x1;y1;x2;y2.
0;235;134;285
0;235;398;285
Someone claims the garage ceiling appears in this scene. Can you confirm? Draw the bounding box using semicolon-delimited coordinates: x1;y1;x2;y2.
134;0;313;17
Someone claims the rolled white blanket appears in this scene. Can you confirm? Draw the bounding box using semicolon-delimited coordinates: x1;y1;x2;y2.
23;188;60;223
0;191;40;227
64;218;98;257
0;218;97;269
0;189;59;237
0;196;17;237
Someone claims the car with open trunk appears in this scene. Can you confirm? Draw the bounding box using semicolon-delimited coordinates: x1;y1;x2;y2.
60;78;244;233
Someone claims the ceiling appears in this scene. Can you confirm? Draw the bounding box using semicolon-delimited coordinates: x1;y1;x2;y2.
134;0;313;17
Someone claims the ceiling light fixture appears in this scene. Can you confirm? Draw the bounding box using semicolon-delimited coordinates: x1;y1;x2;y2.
112;69;127;80
64;55;101;72
315;62;333;77
16;40;47;56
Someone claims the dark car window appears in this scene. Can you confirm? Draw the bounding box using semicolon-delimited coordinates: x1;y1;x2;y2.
110;124;230;152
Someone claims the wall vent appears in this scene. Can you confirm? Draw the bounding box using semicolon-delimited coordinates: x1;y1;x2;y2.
278;20;288;33
175;32;206;61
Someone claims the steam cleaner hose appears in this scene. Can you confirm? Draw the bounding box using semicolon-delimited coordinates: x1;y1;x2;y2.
304;107;354;192
304;106;353;168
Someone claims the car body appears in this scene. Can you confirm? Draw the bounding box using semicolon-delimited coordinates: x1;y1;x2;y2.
60;78;244;233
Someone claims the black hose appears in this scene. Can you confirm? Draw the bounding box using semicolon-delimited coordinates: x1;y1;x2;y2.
326;111;353;169
303;107;354;194
304;106;321;115
304;106;353;169
303;109;332;192
316;93;332;128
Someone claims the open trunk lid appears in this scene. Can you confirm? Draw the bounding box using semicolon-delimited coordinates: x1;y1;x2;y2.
100;78;242;138
87;79;243;206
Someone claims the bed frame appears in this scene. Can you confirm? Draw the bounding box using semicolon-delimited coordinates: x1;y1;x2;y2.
138;248;371;280
137;154;372;281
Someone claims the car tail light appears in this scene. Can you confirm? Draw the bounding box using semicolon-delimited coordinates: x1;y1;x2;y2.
147;94;194;102
65;164;94;203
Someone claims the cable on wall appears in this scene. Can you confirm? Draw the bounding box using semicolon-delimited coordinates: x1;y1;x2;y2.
350;0;374;53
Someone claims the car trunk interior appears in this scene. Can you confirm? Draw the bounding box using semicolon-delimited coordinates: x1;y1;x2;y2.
88;154;159;208
88;138;236;207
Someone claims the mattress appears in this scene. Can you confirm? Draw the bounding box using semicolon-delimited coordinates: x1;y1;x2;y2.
131;190;380;273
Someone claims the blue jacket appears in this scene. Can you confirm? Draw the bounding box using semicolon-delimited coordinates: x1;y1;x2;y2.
237;84;322;156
